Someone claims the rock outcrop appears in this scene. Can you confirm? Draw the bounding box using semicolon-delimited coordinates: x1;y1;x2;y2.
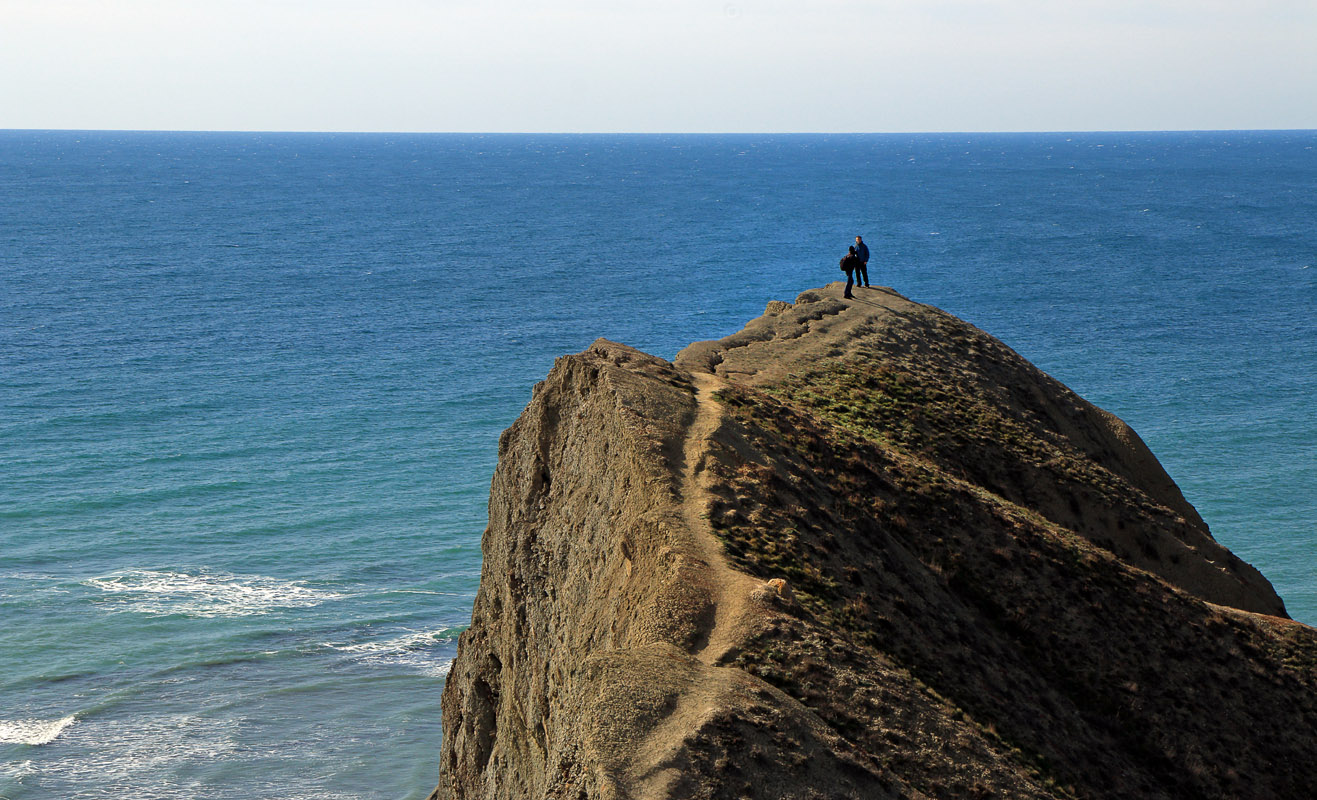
432;283;1316;800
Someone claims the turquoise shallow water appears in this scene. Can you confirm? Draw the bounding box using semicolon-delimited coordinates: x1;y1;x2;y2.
2;130;1314;798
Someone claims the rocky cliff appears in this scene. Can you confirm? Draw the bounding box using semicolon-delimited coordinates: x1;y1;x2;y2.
431;283;1317;800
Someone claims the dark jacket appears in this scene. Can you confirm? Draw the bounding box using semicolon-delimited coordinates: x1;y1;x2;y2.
840;253;862;274
854;241;870;262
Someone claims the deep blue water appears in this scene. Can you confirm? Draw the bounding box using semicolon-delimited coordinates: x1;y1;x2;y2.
2;130;1314;799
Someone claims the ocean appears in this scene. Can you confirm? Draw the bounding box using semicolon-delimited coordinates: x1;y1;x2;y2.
1;130;1314;799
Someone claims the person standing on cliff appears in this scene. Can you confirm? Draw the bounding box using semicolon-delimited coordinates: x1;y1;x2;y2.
839;246;862;299
854;235;871;287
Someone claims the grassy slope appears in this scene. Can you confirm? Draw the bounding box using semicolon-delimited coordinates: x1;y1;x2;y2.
701;354;1317;800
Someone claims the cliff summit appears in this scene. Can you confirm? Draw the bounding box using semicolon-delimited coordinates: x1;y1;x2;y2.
433;283;1315;800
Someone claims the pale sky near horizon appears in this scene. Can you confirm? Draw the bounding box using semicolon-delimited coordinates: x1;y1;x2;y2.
2;0;1314;133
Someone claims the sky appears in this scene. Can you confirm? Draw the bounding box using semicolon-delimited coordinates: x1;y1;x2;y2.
2;0;1315;133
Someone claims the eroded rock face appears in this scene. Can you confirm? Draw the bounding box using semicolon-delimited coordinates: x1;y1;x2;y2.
434;286;1316;800
435;342;698;799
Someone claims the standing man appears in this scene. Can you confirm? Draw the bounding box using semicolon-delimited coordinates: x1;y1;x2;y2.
839;246;862;299
854;235;871;287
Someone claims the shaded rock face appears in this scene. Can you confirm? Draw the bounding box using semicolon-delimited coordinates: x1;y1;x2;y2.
434;285;1316;800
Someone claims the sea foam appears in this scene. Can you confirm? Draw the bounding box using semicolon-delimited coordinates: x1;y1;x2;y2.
84;569;342;617
0;715;76;745
326;628;456;676
0;713;242;798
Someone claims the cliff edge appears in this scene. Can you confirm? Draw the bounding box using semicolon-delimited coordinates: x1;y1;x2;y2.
433;283;1315;800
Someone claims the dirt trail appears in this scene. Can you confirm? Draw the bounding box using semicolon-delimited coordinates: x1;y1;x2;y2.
681;372;761;665
628;373;764;799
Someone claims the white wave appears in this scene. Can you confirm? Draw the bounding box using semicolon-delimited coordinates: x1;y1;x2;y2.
385;589;468;596
325;628;456;676
0;711;382;799
425;659;454;678
84;569;342;617
0;715;76;745
328;628;455;655
3;713;240;794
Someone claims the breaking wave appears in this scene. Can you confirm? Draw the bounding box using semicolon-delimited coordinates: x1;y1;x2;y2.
83;569;343;617
325;628;457;676
0;715;76;745
0;713;242;798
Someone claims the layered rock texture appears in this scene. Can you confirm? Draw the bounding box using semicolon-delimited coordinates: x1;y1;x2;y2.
432;283;1317;800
